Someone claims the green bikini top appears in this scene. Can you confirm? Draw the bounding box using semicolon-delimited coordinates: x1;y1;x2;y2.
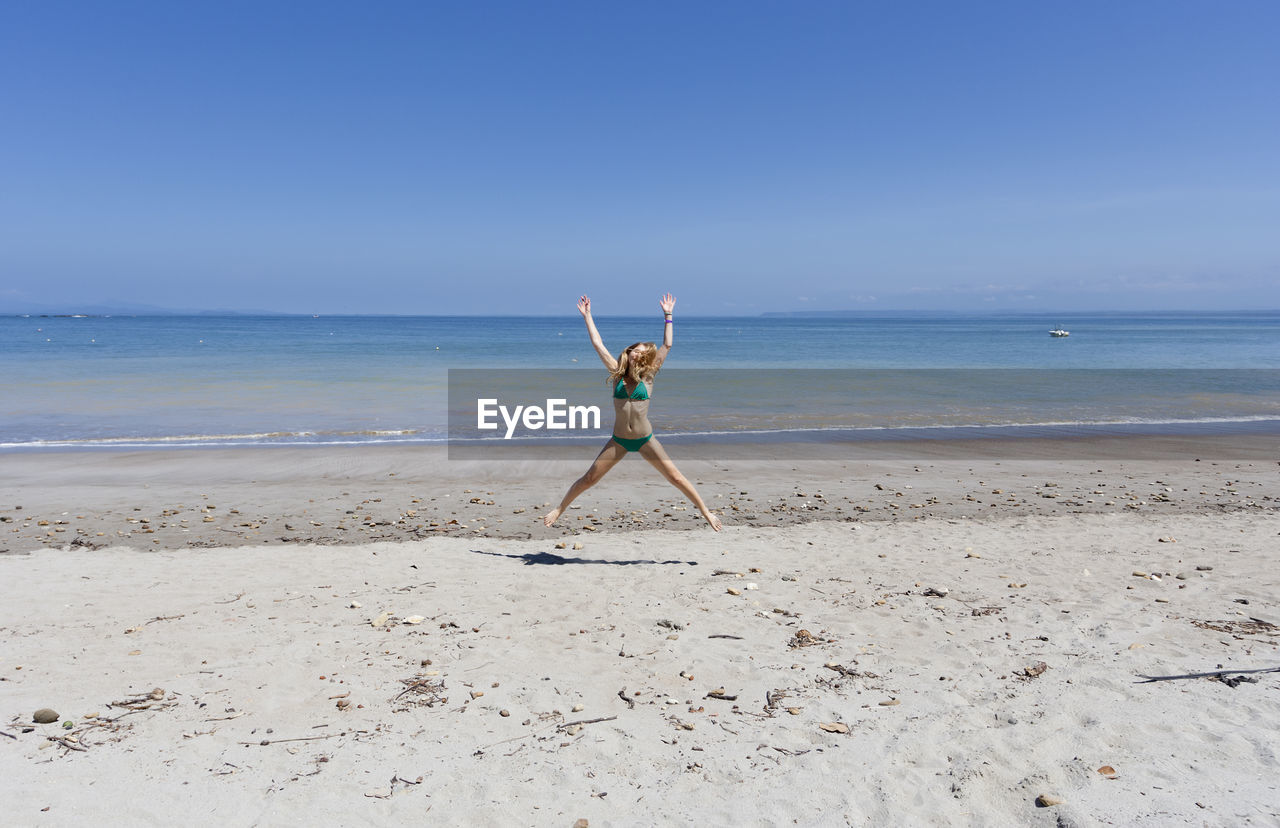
613;378;650;401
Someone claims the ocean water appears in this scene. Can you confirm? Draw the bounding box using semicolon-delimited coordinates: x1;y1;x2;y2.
1;312;1277;450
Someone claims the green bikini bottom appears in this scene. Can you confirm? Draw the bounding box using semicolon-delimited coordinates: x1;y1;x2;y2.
611;433;653;452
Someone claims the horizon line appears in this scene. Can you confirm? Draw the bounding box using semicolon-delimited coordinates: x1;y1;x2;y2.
4;308;1280;318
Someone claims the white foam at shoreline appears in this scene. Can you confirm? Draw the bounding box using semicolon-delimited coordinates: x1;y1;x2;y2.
3;415;1279;451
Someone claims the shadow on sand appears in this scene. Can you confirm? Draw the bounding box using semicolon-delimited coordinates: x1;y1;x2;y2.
472;549;697;567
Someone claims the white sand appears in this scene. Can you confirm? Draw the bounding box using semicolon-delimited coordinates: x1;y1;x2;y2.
3;482;1279;824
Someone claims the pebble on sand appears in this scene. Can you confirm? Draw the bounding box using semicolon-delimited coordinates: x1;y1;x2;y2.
33;708;59;724
1035;794;1065;807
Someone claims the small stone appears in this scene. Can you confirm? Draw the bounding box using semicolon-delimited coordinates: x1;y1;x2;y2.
745;583;758;590
1022;661;1048;678
818;722;849;733
879;699;900;706
371;611;391;628
1097;765;1117;778
573;820;589;828
726;587;741;596
470;690;484;699
554;542;567;549
1175;573;1188;580
572;703;584;712
665;698;679;705
1196;565;1213;571
1132;571;1147;578
403;615;425;624
33;708;59;724
1128;642;1144;650
787;707;801;715
572;542;584;550
499;709;511;717
348;601;362;609
1035;794;1065;807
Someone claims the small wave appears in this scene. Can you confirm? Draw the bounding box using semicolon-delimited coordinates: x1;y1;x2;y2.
0;428;439;450
658;414;1280;438
4;415;1278;451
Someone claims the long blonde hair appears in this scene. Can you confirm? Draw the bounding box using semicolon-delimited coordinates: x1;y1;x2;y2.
609;341;658;387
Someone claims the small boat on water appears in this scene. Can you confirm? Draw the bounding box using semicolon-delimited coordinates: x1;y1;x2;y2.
1049;328;1070;337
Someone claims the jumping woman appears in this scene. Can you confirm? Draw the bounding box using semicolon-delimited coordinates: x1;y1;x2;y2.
543;293;722;531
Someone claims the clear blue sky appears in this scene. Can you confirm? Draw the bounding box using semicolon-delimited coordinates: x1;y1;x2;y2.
3;1;1277;314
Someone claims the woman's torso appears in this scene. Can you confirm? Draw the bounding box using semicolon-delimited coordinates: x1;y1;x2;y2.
612;377;652;438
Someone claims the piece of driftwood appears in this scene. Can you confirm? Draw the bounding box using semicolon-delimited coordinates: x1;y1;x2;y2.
556;715;617;731
1136;665;1280;684
241;733;344;746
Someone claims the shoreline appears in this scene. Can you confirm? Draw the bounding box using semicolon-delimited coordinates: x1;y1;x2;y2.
4;415;1279;454
1;433;1275;554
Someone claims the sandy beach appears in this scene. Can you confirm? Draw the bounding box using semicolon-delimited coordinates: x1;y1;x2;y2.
2;435;1278;825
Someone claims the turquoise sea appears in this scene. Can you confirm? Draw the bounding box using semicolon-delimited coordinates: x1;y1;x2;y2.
1;312;1278;450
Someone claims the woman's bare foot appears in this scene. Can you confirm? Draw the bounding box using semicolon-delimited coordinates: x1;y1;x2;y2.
704;511;722;531
543;508;562;527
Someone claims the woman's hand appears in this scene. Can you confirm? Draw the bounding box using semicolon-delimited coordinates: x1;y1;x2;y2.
659;293;676;315
578;295;592;318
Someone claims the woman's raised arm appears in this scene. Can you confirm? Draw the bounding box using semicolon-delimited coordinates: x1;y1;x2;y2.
654;292;675;367
579;295;618;371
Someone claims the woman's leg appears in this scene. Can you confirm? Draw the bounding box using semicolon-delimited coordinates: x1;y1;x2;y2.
638;437;722;531
543;439;628;527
